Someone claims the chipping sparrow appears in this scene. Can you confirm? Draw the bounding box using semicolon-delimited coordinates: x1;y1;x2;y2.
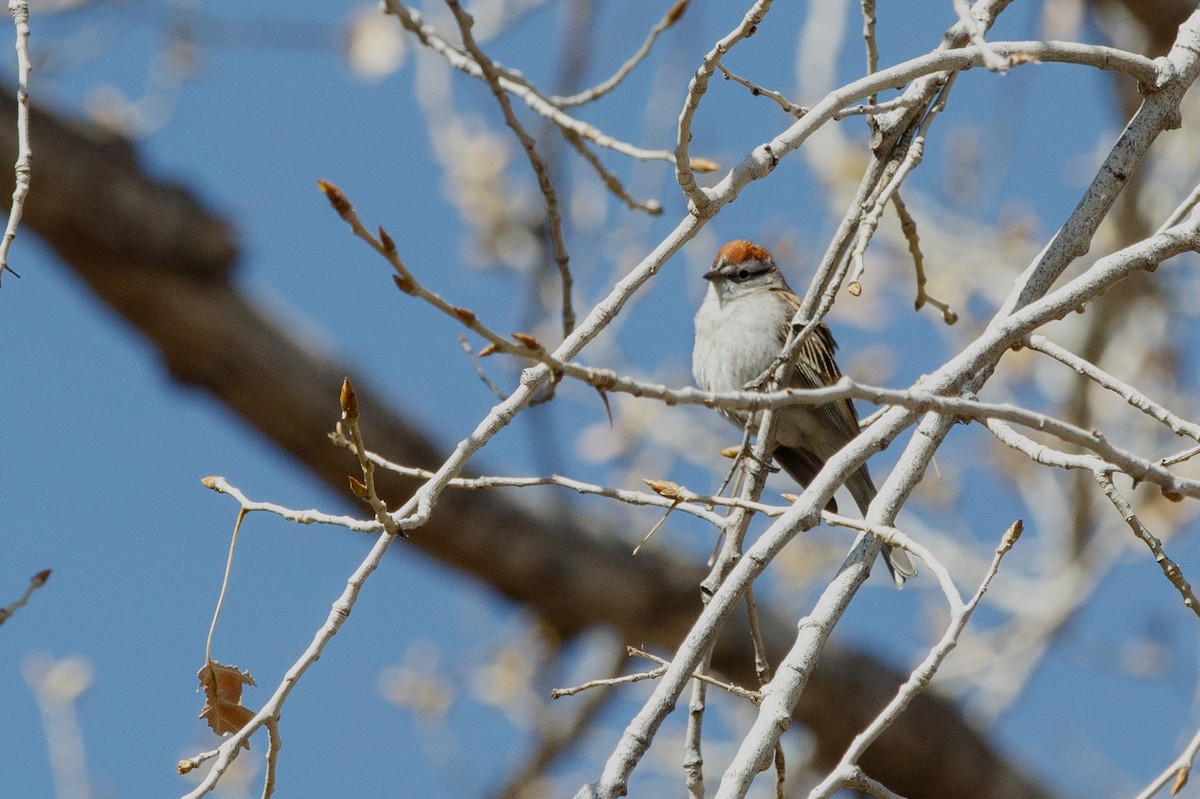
692;240;915;587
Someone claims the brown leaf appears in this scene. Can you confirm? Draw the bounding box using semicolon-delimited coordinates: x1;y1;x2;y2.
197;660;257;747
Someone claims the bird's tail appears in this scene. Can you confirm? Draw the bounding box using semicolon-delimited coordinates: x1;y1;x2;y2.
848;467;916;589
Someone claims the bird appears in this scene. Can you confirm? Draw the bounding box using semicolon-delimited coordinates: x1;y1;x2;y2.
691;239;915;587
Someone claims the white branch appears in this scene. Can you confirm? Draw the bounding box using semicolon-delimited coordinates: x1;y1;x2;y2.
0;0;31;285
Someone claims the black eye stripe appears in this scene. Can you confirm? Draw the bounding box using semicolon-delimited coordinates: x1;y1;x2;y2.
724;261;768;282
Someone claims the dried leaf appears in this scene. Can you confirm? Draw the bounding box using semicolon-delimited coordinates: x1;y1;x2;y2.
348;475;368;498
197;660;257;747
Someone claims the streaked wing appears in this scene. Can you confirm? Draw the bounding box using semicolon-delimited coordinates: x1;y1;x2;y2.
772;288;862;445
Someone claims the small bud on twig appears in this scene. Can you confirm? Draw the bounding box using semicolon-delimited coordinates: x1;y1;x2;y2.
393;274;416;295
998;519;1023;553
643;479;684;500
378;227;397;256
1171;765;1189;795
511;332;540;349
348;475;368;498
340;377;359;420
316;180;352;219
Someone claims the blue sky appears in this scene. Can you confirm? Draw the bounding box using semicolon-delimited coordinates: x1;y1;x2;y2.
4;2;1198;797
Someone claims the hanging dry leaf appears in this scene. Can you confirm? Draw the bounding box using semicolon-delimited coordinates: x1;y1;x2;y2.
197;660;257;747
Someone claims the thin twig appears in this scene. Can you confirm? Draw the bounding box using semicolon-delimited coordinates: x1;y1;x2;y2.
0;0;31;284
1095;472;1200;618
805;520;1020;799
675;0;776;212
382;0;682;166
560;128;663;215
683;647;714;799
497;641;626;799
895;190;957;323
716;62;806;117
203;507;247;665
327;445;737;527
551;666;666;699
261;719;281;799
1157;180;1200;234
952;0;1008;72
458;334;507;400
628;647;760;703
1025;334;1200;443
183;387;408;795
444;0;574;337
1135;720;1200;799
0;569;50;625
848;74;957;295
861;0;879;101
550;0;689;108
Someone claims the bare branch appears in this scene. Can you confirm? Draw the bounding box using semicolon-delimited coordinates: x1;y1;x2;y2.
1095;472;1200;617
0;0;31;284
0;568;50;626
550;0;690;108
443;0;575;337
675;0;776;211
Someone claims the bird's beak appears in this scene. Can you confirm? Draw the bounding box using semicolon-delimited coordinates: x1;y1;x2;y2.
702;269;720;281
